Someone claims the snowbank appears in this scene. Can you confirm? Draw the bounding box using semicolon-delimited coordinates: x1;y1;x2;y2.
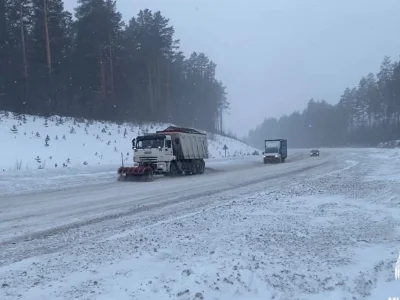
377;139;400;148
0;111;258;172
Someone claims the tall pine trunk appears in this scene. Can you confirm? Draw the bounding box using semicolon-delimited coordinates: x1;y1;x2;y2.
0;0;6;108
148;64;154;116
108;37;115;104
19;0;29;111
43;0;53;113
100;59;106;117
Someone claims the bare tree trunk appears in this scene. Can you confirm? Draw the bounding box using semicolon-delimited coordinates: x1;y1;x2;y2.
157;58;161;118
220;107;223;132
153;63;157;118
148;65;153;115
43;0;51;77
43;0;54;113
100;59;106;116
106;0;116;117
0;0;6;108
108;39;115;103
166;60;170;121
19;0;29;109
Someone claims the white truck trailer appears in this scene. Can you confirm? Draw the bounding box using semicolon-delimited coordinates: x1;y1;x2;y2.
117;126;209;181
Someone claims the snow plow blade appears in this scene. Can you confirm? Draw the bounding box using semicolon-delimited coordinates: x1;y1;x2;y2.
117;166;154;182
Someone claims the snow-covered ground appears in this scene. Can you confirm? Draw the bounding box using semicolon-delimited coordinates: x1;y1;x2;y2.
1;147;400;300
0;110;258;172
378;139;400;148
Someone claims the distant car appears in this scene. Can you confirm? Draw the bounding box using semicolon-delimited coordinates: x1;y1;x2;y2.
310;149;320;157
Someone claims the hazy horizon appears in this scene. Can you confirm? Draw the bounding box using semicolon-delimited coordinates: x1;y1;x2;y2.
65;0;400;136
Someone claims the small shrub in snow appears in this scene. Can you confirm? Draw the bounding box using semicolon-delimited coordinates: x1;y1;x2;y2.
107;141;111;145
44;119;48;127
66;158;70;164
45;135;50;147
36;132;40;138
124;128;127;138
10;125;18;133
62;134;66;140
101;128;106;133
83;161;88;165
55;135;58;140
34;156;46;169
70;127;76;134
55;163;58;168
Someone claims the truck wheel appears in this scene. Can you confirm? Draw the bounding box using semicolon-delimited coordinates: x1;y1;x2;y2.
198;160;205;174
144;169;154;181
190;161;197;175
169;162;178;177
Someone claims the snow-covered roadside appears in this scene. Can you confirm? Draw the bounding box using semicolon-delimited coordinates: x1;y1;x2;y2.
0;111;258;171
377;139;400;148
13;193;399;300
1;149;400;300
0;110;260;195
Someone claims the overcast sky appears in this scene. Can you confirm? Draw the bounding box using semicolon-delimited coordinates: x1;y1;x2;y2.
64;0;400;136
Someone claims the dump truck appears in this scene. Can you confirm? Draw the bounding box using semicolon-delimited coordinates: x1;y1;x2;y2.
118;126;209;181
263;139;287;163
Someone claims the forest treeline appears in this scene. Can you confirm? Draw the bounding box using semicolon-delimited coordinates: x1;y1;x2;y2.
0;0;228;132
247;56;400;148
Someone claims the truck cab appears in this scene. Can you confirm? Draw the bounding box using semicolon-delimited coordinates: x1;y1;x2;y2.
132;134;174;174
263;139;287;163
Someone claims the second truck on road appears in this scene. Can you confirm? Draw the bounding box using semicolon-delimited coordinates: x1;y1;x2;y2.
263;139;287;163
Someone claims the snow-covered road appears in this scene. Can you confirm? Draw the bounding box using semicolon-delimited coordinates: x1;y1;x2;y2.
1;148;400;300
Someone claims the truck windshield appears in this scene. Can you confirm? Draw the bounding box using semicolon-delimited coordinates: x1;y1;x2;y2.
136;139;164;149
265;141;280;153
